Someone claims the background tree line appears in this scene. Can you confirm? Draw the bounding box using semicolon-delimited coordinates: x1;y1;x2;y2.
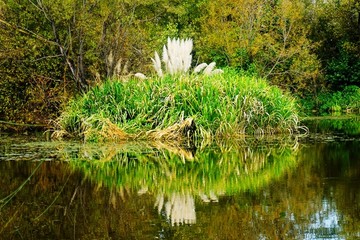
0;0;359;125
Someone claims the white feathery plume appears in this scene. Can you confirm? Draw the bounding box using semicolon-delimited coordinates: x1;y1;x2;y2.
134;72;147;80
199;192;210;203
162;45;169;63
137;186;148;195
151;51;163;77
162;38;194;75
165;201;171;222
193;63;208;73
177;39;184;73
209;69;224;75
107;51;114;67
168;61;174;75
182;39;193;73
154;194;164;214
203;62;216;75
169;38;179;74
209;191;219;202
114;58;122;76
162;45;169;72
148;37;222;77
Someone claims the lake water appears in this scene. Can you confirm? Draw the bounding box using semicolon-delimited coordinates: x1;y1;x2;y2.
0;116;359;239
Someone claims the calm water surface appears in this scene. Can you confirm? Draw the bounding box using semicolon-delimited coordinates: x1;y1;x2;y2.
0;116;359;239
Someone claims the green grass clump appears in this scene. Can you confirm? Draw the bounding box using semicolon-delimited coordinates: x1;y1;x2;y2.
54;69;301;141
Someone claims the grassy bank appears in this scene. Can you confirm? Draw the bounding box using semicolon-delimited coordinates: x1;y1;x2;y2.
300;85;360;115
53;69;301;141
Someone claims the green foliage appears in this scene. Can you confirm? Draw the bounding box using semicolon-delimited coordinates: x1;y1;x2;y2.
0;1;69;124
196;0;322;93
300;85;360;114
1;0;359;125
326;44;360;88
54;69;301;141
0;0;180;125
307;0;360;90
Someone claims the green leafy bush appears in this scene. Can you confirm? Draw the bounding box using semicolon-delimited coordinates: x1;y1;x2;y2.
300;85;360;114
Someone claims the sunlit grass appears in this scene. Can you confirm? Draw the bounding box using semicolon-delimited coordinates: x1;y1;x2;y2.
54;69;302;141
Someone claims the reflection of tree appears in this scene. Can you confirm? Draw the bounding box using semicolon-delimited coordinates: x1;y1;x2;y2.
304;116;360;136
298;141;360;239
0;160;162;239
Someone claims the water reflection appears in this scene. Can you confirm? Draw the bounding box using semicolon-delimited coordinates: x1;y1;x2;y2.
306;199;343;239
0;131;359;239
298;138;360;240
155;193;197;226
303;115;360;137
63;138;299;226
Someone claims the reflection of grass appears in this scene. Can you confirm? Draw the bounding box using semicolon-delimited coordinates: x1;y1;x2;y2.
303;116;360;136
64;138;300;196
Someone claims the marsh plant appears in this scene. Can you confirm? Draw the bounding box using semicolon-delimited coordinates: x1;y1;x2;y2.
136;38;223;78
54;38;302;141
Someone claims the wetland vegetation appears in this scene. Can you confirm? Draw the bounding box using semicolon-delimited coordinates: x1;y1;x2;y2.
0;1;359;238
54;69;301;141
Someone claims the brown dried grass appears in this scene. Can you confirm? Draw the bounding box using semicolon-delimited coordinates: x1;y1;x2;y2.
145;117;196;141
83;119;131;142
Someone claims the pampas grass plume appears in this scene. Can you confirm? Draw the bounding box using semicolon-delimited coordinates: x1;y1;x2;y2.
151;51;163;77
203;62;216;75
194;63;208;73
134;73;147;80
209;69;224;75
149;37;222;77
